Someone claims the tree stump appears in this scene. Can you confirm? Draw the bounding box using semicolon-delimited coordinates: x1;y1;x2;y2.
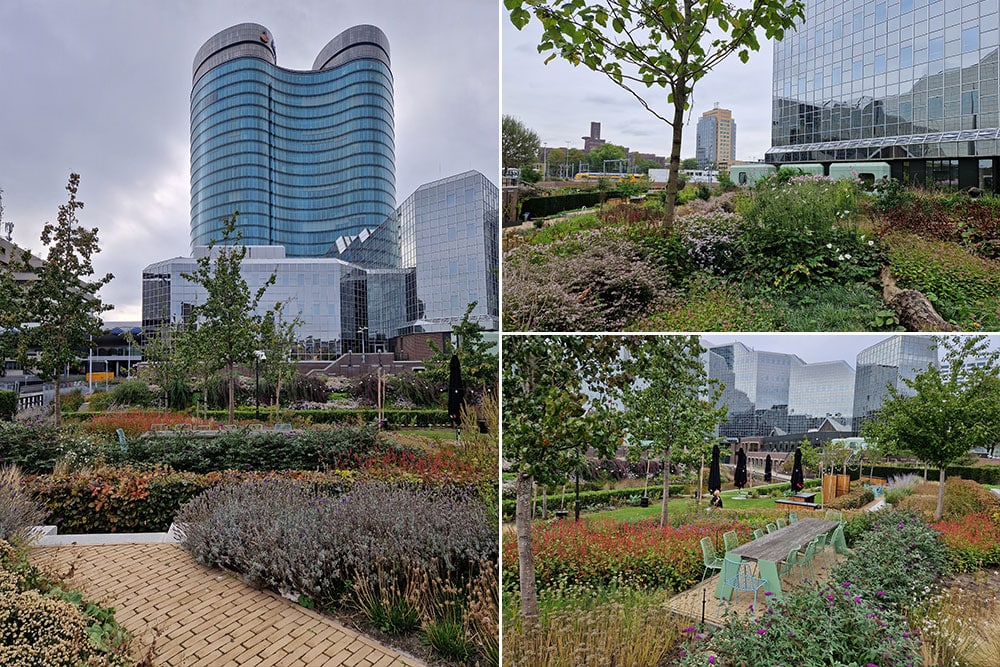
880;266;957;331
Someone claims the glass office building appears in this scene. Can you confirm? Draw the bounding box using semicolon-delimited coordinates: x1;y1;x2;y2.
853;335;938;427
788;360;855;428
143;171;499;359
340;171;500;338
767;0;1000;188
191;23;395;256
706;342;856;438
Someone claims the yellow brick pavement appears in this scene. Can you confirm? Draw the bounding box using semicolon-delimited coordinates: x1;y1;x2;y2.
31;543;425;667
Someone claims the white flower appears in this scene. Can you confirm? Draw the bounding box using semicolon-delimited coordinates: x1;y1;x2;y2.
845;253;852;260
838;254;845;261
868;240;875;246
826;243;833;249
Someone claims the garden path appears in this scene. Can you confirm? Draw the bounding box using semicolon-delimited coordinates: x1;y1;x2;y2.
31;543;425;667
666;548;846;627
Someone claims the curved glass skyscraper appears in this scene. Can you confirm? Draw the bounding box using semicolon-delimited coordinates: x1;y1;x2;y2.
191;23;395;256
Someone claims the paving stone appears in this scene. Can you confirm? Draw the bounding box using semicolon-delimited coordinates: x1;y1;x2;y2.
31;543;424;666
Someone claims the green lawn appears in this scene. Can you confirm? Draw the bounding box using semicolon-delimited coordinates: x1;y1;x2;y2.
586;487;824;522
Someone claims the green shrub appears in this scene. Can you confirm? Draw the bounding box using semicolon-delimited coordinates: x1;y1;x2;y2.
885;233;1000;328
0;391;15;422
631;276;779;331
500;484;687;521
59;390;84;414
109;380;153;408
832;508;950;614
734;177;882;291
680;578;920;667
92;423;400;473
824;485;874;510
0;422;69;474
24;468;353;534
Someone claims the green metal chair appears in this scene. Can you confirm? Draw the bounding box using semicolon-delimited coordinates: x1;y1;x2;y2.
700;537;725;583
718;552;767;614
825;510;843;522
766;522;778;534
723;530;740;553
779;546;800;576
797;538;817;579
753;528;765;540
788;513;799;523
831;524;852;556
776;518;788;529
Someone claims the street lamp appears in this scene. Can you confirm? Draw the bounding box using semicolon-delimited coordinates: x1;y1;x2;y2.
357;327;368;367
254;350;266;420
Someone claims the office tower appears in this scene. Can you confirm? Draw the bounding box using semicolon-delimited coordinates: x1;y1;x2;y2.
853;335;938;427
191;24;395;256
767;0;1000;189
696;107;737;169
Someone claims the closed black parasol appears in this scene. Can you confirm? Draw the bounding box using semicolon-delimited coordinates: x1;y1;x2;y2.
734;448;748;489
708;444;722;494
790;447;805;492
448;354;464;427
764;454;773;483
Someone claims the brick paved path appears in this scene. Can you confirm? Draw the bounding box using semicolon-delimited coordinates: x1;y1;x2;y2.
31;543;425;667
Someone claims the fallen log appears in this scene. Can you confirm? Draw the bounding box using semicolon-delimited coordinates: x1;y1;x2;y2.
880;266;957;331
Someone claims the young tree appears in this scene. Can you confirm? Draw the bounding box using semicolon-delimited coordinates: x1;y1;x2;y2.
180;213;275;424
425;301;498;397
861;335;1000;521
138;320;193;411
507;0;805;227
682;157;700;170
617;336;726;527
258;302;301;419
26;173;113;426
0;249;29;376
502;335;622;622
502;114;542;170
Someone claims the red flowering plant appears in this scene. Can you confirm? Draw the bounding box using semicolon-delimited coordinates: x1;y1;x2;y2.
502;518;752;594
933;511;1000;571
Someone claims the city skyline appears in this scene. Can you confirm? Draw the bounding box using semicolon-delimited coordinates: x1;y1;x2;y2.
0;0;499;321
502;9;777;164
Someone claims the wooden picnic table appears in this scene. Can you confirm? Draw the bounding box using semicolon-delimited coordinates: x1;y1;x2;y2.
791;491;818;503
716;518;839;602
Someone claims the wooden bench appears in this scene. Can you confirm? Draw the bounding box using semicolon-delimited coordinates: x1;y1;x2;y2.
775;498;820;510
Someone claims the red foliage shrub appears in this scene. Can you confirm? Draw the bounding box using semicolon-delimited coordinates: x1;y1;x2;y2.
502;518;752;594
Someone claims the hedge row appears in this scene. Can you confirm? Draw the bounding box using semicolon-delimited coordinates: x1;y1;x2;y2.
25;468;354;534
501;484;687;520
66;408;452;428
854;464;1000;485
520;191;621;218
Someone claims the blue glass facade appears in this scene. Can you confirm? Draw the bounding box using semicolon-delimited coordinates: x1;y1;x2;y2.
191;24;395;256
767;0;1000;188
853;335;938;428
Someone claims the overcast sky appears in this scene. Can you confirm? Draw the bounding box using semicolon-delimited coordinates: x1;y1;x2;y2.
702;334;1000;367
502;7;776;164
0;0;499;322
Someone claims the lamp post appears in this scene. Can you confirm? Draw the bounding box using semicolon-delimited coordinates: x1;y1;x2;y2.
357;327;367;367
254;350;266;420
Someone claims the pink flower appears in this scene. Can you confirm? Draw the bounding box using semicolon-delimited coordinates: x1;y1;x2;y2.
708;657;717;664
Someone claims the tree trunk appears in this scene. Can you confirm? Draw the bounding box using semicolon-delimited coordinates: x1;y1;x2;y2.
660;448;671;528
515;472;539;623
275;375;283;422
228;363;235;425
53;375;62;428
935;468;946;522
